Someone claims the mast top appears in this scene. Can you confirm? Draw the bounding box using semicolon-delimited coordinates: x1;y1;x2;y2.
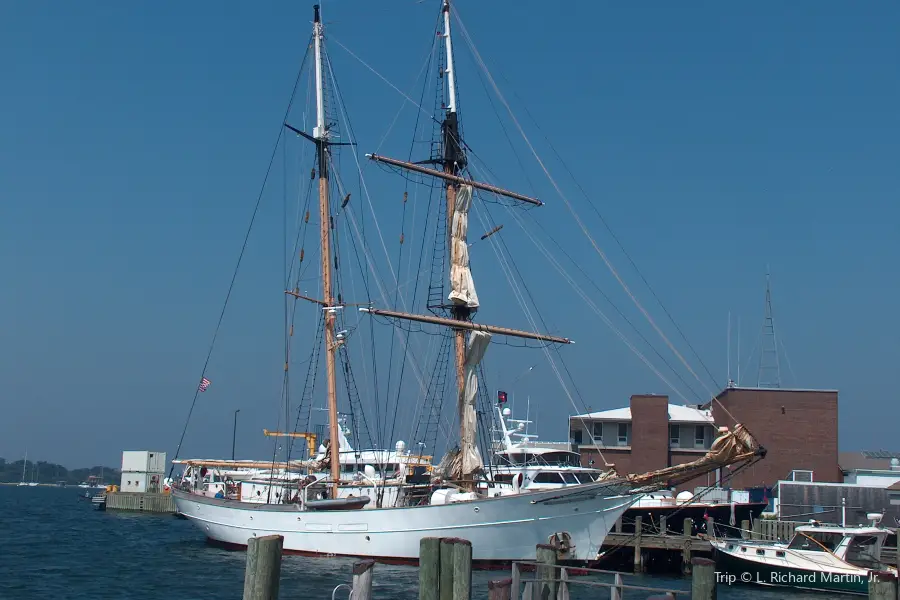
314;4;320;24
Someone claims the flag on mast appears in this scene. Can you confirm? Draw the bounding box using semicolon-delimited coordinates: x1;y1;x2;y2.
198;377;211;392
497;390;508;404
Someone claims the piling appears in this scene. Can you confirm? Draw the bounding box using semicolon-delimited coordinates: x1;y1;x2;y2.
681;518;693;574
439;538;457;600
535;544;558;600
419;537;441;600
868;570;897;600
352;560;375;600
740;519;750;539
690;557;717;600
242;534;283;600
487;578;512;600
452;539;472;600
633;515;643;572
610;573;623;600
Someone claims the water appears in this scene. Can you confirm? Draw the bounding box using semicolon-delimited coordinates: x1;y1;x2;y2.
0;486;828;599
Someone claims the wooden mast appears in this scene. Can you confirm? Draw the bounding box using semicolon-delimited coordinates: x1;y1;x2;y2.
441;0;476;492
312;4;342;498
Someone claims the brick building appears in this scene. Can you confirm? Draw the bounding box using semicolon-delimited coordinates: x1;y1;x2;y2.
569;387;841;491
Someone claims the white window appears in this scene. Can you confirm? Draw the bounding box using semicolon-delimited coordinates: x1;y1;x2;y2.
617;423;629;446
592;422;603;444
669;425;680;448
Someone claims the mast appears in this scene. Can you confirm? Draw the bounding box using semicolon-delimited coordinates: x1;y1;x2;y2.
441;0;475;492
312;4;342;497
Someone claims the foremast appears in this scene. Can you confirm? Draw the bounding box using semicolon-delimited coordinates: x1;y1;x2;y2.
312;4;342;498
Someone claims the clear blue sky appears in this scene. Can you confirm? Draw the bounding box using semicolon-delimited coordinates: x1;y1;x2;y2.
1;1;897;469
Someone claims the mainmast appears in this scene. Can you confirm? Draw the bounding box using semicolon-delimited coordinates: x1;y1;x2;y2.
364;0;566;493
441;0;476;492
312;4;342;497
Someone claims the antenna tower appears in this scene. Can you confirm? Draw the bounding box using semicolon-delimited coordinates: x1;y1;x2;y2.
756;269;782;388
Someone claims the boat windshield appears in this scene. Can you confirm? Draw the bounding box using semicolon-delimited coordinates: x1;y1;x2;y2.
844;535;887;570
493;451;582;467
788;531;843;552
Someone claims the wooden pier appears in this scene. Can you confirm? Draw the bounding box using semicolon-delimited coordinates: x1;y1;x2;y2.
105;491;176;513
602;515;714;574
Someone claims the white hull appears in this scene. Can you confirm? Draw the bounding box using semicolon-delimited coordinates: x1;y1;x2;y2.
174;481;637;562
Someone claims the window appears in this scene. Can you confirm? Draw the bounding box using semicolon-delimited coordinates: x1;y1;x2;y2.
755;549;765;556
788;532;843;552
775;551;785;558
560;472;578;484
533;472;565;484
845;535;886;570
574;473;595;484
617;423;629;446
593;422;604;443
695;425;706;449
570;429;583;445
670;425;680;448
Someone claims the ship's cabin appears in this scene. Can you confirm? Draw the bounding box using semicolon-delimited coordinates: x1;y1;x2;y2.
788;525;892;570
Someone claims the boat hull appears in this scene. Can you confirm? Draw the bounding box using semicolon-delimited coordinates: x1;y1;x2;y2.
174;482;636;563
713;543;871;596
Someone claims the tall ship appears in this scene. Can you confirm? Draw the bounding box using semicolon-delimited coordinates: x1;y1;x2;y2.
172;2;764;563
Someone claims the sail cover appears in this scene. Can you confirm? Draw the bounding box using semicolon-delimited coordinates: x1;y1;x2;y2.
448;184;479;308
459;330;491;478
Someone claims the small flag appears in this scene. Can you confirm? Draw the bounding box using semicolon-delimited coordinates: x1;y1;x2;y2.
497;390;508;404
198;377;211;392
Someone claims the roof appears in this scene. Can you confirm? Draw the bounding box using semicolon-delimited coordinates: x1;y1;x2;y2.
839;451;898;472
571;403;713;424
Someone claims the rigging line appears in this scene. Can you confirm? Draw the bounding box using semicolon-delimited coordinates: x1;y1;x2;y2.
506;87;723;396
502;204;691;402
467;189;610;467
330;36;440;131
168;39;312;475
524;212;704;402
779;335;798;387
452;10;720;403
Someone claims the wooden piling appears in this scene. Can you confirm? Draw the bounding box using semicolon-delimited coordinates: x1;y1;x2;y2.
633;515;643;572
242;534;283;600
868;570;897;600
681;517;693;575
660;515;667;535
352;560;375;600
535;543;558;600
706;516;715;539
452;539;472;600
420;537;441;600
690;557;717;600
740;519;750;540
440;538;456;600
487;578;512;600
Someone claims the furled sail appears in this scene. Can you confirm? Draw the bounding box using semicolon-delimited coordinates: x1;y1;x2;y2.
448;184;479;308
458;330;491;478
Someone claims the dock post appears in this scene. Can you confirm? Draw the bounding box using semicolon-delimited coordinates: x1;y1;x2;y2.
610;572;623;600
452;538;472;600
691;557;717;600
352;560;375;600
633;515;643;572
242;534;283;600
615;517;622;533
706;516;715;539
420;537;441;600
681;517;694;575
660;515;667;535
487;578;512;600
535;543;558;600
439;538;456;600
868;570;897;600
740;519;750;540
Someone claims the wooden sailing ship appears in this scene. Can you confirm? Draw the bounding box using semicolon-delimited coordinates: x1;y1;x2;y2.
172;1;765;563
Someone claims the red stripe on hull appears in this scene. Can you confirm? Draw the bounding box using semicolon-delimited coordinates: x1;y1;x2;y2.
204;538;595;572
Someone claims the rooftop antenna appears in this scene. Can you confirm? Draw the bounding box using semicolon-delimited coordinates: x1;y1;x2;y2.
756;268;782;388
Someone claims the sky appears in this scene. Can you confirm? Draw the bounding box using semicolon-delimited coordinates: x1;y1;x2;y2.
1;1;897;469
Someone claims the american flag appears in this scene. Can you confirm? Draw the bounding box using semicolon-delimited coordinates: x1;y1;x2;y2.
198;377;211;392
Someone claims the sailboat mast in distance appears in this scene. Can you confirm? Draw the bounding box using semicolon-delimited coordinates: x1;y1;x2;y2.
312;4;342;497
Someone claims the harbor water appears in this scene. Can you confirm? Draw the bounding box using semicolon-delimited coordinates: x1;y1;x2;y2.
1;486;826;599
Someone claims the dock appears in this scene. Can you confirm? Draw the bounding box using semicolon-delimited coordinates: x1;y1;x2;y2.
105;491;176;513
